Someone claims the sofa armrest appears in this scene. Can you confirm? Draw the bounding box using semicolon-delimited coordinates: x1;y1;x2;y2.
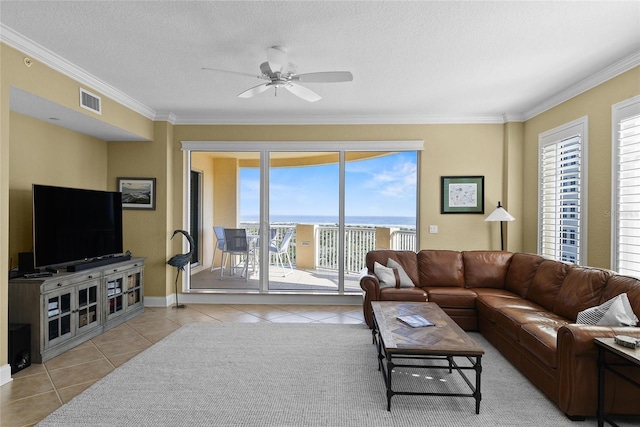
556;324;640;416
558;324;640;357
360;272;381;296
360;271;381;329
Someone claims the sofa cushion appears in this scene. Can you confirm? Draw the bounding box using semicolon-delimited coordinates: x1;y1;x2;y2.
554;267;613;321
374;262;398;288
520;322;568;369
505;253;545;297
387;258;415;288
475;291;523;323
366;250;419;286
417;250;464;288
527;260;570;311
379;287;427;302
601;275;640;316
494;304;560;341
463;251;513;288
425;287;477;309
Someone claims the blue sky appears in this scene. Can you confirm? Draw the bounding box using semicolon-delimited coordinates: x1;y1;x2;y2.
240;152;417;217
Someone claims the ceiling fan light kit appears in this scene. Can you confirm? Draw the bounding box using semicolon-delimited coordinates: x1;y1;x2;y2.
204;46;353;102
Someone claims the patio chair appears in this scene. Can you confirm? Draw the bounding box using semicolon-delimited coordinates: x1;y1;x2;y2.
269;227;294;277
210;226;226;272
221;228;251;280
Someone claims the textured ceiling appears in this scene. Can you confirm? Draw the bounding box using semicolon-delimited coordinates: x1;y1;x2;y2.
1;0;639;128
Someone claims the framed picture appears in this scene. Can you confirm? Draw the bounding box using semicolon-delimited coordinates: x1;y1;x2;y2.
441;176;484;214
118;177;156;210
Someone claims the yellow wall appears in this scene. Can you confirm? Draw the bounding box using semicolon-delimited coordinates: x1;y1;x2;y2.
8;112;109;265
296;224;316;269
0;42;154;372
173;124;508;251
211;157;240;230
522;66;640;268
503;122;525;251
107;122;175;298
0;49;10;375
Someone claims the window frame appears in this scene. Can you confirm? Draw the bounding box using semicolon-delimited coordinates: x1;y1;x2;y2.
537;116;588;264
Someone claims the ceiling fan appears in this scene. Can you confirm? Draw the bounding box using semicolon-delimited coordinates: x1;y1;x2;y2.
203;46;353;102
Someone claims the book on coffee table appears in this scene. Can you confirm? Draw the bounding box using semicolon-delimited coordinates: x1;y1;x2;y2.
396;314;435;328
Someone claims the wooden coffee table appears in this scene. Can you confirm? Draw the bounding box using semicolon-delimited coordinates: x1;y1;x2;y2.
371;301;484;412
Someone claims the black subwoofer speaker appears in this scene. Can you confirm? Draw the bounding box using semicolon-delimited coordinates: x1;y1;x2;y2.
8;323;31;374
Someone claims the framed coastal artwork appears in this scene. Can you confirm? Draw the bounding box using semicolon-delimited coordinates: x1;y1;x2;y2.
118;177;156;210
441;176;484;214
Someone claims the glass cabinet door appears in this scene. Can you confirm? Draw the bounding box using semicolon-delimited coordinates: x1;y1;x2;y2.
125;269;143;311
46;289;73;348
106;276;125;320
77;280;100;333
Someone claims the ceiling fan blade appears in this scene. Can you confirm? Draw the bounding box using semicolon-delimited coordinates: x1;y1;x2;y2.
285;82;321;102
202;67;265;80
267;46;288;73
238;83;272;98
294;71;353;83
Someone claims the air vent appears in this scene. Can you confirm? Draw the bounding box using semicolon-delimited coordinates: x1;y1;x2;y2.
79;88;102;114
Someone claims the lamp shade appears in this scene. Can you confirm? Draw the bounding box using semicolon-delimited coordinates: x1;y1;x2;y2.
485;202;515;222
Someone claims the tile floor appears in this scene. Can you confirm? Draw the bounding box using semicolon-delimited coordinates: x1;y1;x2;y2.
1;303;365;427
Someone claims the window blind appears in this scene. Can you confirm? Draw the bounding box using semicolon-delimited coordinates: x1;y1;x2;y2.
539;135;582;264
614;111;640;277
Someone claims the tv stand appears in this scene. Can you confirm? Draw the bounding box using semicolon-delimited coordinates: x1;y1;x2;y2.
66;254;132;272
9;257;144;363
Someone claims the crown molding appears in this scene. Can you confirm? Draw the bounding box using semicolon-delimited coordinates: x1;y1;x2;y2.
154;112;177;124
172;113;507;125
502;112;525;123
523;51;640;121
0;24;156;120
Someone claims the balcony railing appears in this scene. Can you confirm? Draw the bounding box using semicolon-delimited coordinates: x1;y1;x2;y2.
242;223;416;274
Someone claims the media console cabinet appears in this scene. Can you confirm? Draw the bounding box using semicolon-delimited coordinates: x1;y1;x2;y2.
8;257;145;363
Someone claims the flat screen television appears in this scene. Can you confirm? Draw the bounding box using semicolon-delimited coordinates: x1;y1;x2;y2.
33;184;124;269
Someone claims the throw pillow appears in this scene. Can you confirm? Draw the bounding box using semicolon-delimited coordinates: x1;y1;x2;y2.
576;293;639;326
373;261;398;288
386;258;415;288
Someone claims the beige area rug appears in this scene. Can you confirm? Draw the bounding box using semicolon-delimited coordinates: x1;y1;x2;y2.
37;323;633;426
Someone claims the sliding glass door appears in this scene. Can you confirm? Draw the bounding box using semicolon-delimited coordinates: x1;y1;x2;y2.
268;152;340;292
182;140;422;296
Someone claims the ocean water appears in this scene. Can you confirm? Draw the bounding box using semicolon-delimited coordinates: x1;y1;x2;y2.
241;214;416;229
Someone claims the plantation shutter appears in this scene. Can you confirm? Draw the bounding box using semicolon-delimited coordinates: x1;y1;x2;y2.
613;97;640;277
538;117;587;265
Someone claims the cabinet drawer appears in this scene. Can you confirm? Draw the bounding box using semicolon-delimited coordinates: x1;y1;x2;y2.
105;262;142;275
42;273;100;292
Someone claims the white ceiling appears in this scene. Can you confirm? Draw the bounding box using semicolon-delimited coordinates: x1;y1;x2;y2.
1;1;639;138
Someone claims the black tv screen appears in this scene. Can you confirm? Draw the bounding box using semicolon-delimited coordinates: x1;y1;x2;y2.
33;184;123;268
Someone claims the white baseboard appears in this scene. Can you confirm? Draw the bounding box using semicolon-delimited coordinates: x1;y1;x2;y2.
0;364;13;386
179;292;362;306
144;292;362;307
144;295;171;307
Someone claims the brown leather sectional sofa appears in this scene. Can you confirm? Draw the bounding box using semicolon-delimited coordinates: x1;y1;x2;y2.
359;249;640;419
